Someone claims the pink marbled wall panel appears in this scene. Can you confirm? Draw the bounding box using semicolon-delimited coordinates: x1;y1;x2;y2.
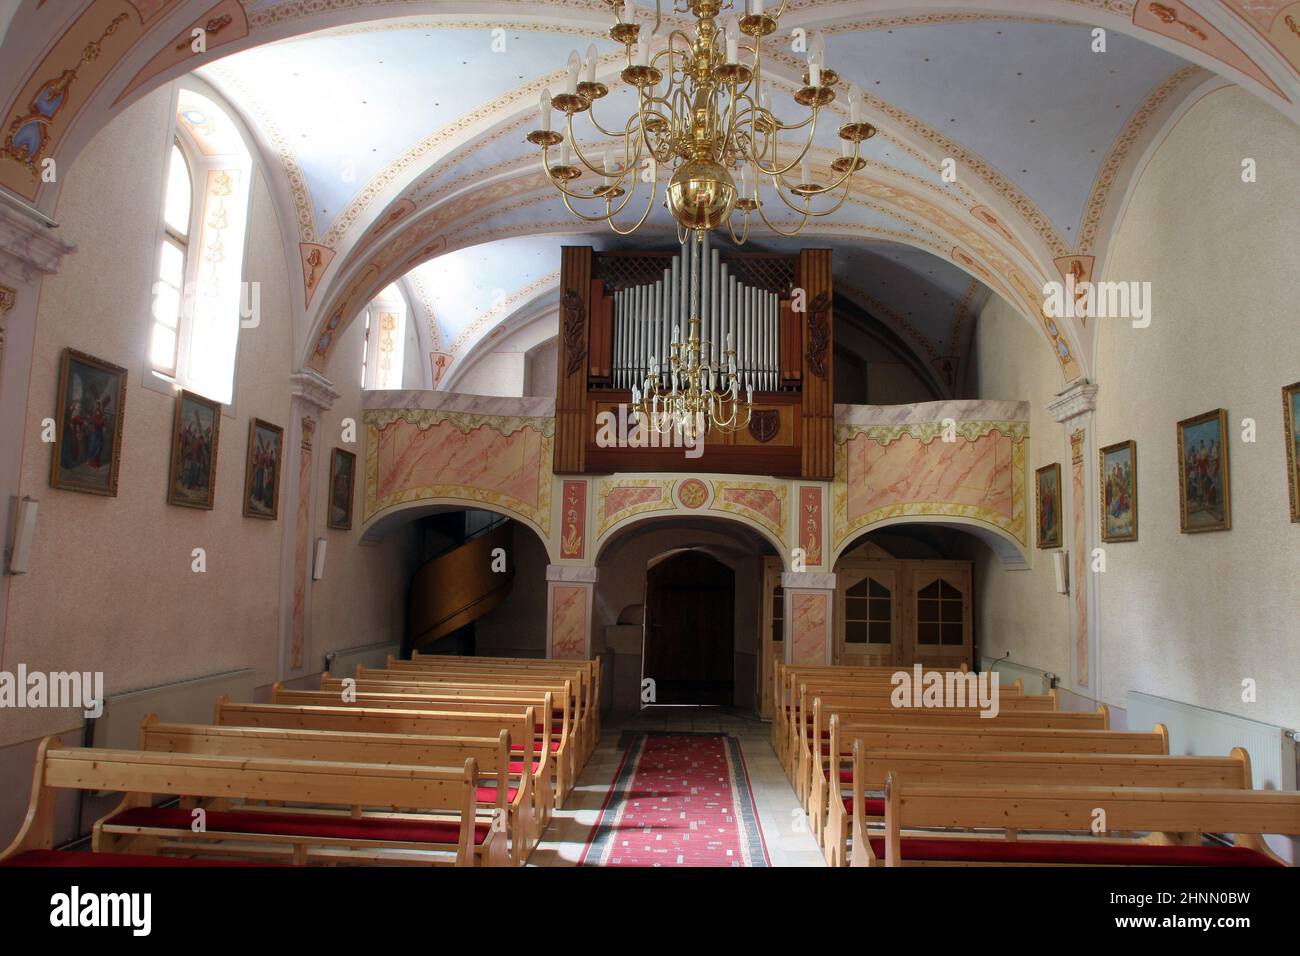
374;417;544;508
550;584;589;660
844;431;1016;520
789;591;830;665
605;485;663;516
719;487;782;526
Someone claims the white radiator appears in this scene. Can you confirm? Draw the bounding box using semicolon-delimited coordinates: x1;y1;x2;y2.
980;656;1056;696
90;668;255;751
326;642;401;677
1128;690;1298;863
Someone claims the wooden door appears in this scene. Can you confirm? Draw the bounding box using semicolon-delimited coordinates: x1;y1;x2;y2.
835;563;899;666
905;562;972;669
644;550;735;706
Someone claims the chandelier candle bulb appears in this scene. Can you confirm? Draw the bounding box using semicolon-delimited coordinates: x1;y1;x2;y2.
849;83;862;124
726;20;739;63
540;90;551;131
752;0;764;15
586;44;598;84
566;51;581;94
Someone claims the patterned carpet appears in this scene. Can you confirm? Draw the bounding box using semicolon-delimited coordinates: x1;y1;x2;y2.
580;732;770;867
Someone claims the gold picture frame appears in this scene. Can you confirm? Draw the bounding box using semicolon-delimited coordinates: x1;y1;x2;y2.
327;447;356;531
167;389;221;510
1099;440;1137;543
243;418;283;520
1176;408;1230;533
1035;462;1062;549
49;348;128;497
1283;381;1300;524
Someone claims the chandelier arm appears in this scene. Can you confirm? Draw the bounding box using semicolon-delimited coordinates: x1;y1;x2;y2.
605;169;659;235
566;110;642;180
749;110;820;179
755;194;810;238
726;207;752;245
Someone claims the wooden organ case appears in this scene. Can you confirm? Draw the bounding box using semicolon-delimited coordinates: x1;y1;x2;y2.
553;244;834;479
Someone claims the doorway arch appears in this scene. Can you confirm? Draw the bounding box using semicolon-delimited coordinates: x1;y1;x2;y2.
643;550;736;707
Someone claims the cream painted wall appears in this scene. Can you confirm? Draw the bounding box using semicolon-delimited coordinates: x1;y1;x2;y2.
0;83;415;750
971;294;1071;681
1092;87;1300;729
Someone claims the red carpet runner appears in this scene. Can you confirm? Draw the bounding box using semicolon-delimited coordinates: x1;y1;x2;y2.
580;733;770;867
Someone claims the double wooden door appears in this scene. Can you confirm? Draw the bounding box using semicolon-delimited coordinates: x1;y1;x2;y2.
835;559;972;670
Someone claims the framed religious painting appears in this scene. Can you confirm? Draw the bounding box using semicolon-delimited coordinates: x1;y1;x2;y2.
1035;463;1062;549
1176;409;1231;533
1099;440;1138;543
242;418;283;520
327;448;356;531
167;389;221;510
49;348;128;496
1283;381;1300;523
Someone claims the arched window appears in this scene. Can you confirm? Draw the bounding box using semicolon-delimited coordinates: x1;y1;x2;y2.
361;283;409;390
151;143;192;376
149;88;253;405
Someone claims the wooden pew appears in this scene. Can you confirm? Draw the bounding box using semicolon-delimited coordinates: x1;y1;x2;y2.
838;738;1250;866
393;655;601;760
876;774;1300;867
0;736;506;867
775;665;1010;773
802;688;1056;816
139;717;537;866
796;696;1104;809
362;665;591;762
216;697;555;829
350;669;591;774
301;678;577;807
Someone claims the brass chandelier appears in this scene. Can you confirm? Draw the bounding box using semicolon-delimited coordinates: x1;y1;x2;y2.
526;0;877;242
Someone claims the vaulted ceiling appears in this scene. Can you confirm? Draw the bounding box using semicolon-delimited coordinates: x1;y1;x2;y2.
3;1;1296;394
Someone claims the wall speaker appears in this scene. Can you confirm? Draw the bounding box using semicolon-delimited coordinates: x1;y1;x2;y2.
7;496;38;575
1053;550;1069;595
312;538;327;581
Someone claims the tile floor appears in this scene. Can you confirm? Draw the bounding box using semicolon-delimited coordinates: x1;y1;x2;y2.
528;706;826;867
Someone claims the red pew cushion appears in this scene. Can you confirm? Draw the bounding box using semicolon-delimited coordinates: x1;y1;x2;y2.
512;740;562;753
104;807;490;846
1;850;275;867
475;786;520;805
866;836;1283;867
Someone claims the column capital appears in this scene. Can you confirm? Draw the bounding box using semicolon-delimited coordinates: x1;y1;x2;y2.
290;369;341;411
781;571;836;591
546;564;598;584
0;201;76;284
1046;380;1098;424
